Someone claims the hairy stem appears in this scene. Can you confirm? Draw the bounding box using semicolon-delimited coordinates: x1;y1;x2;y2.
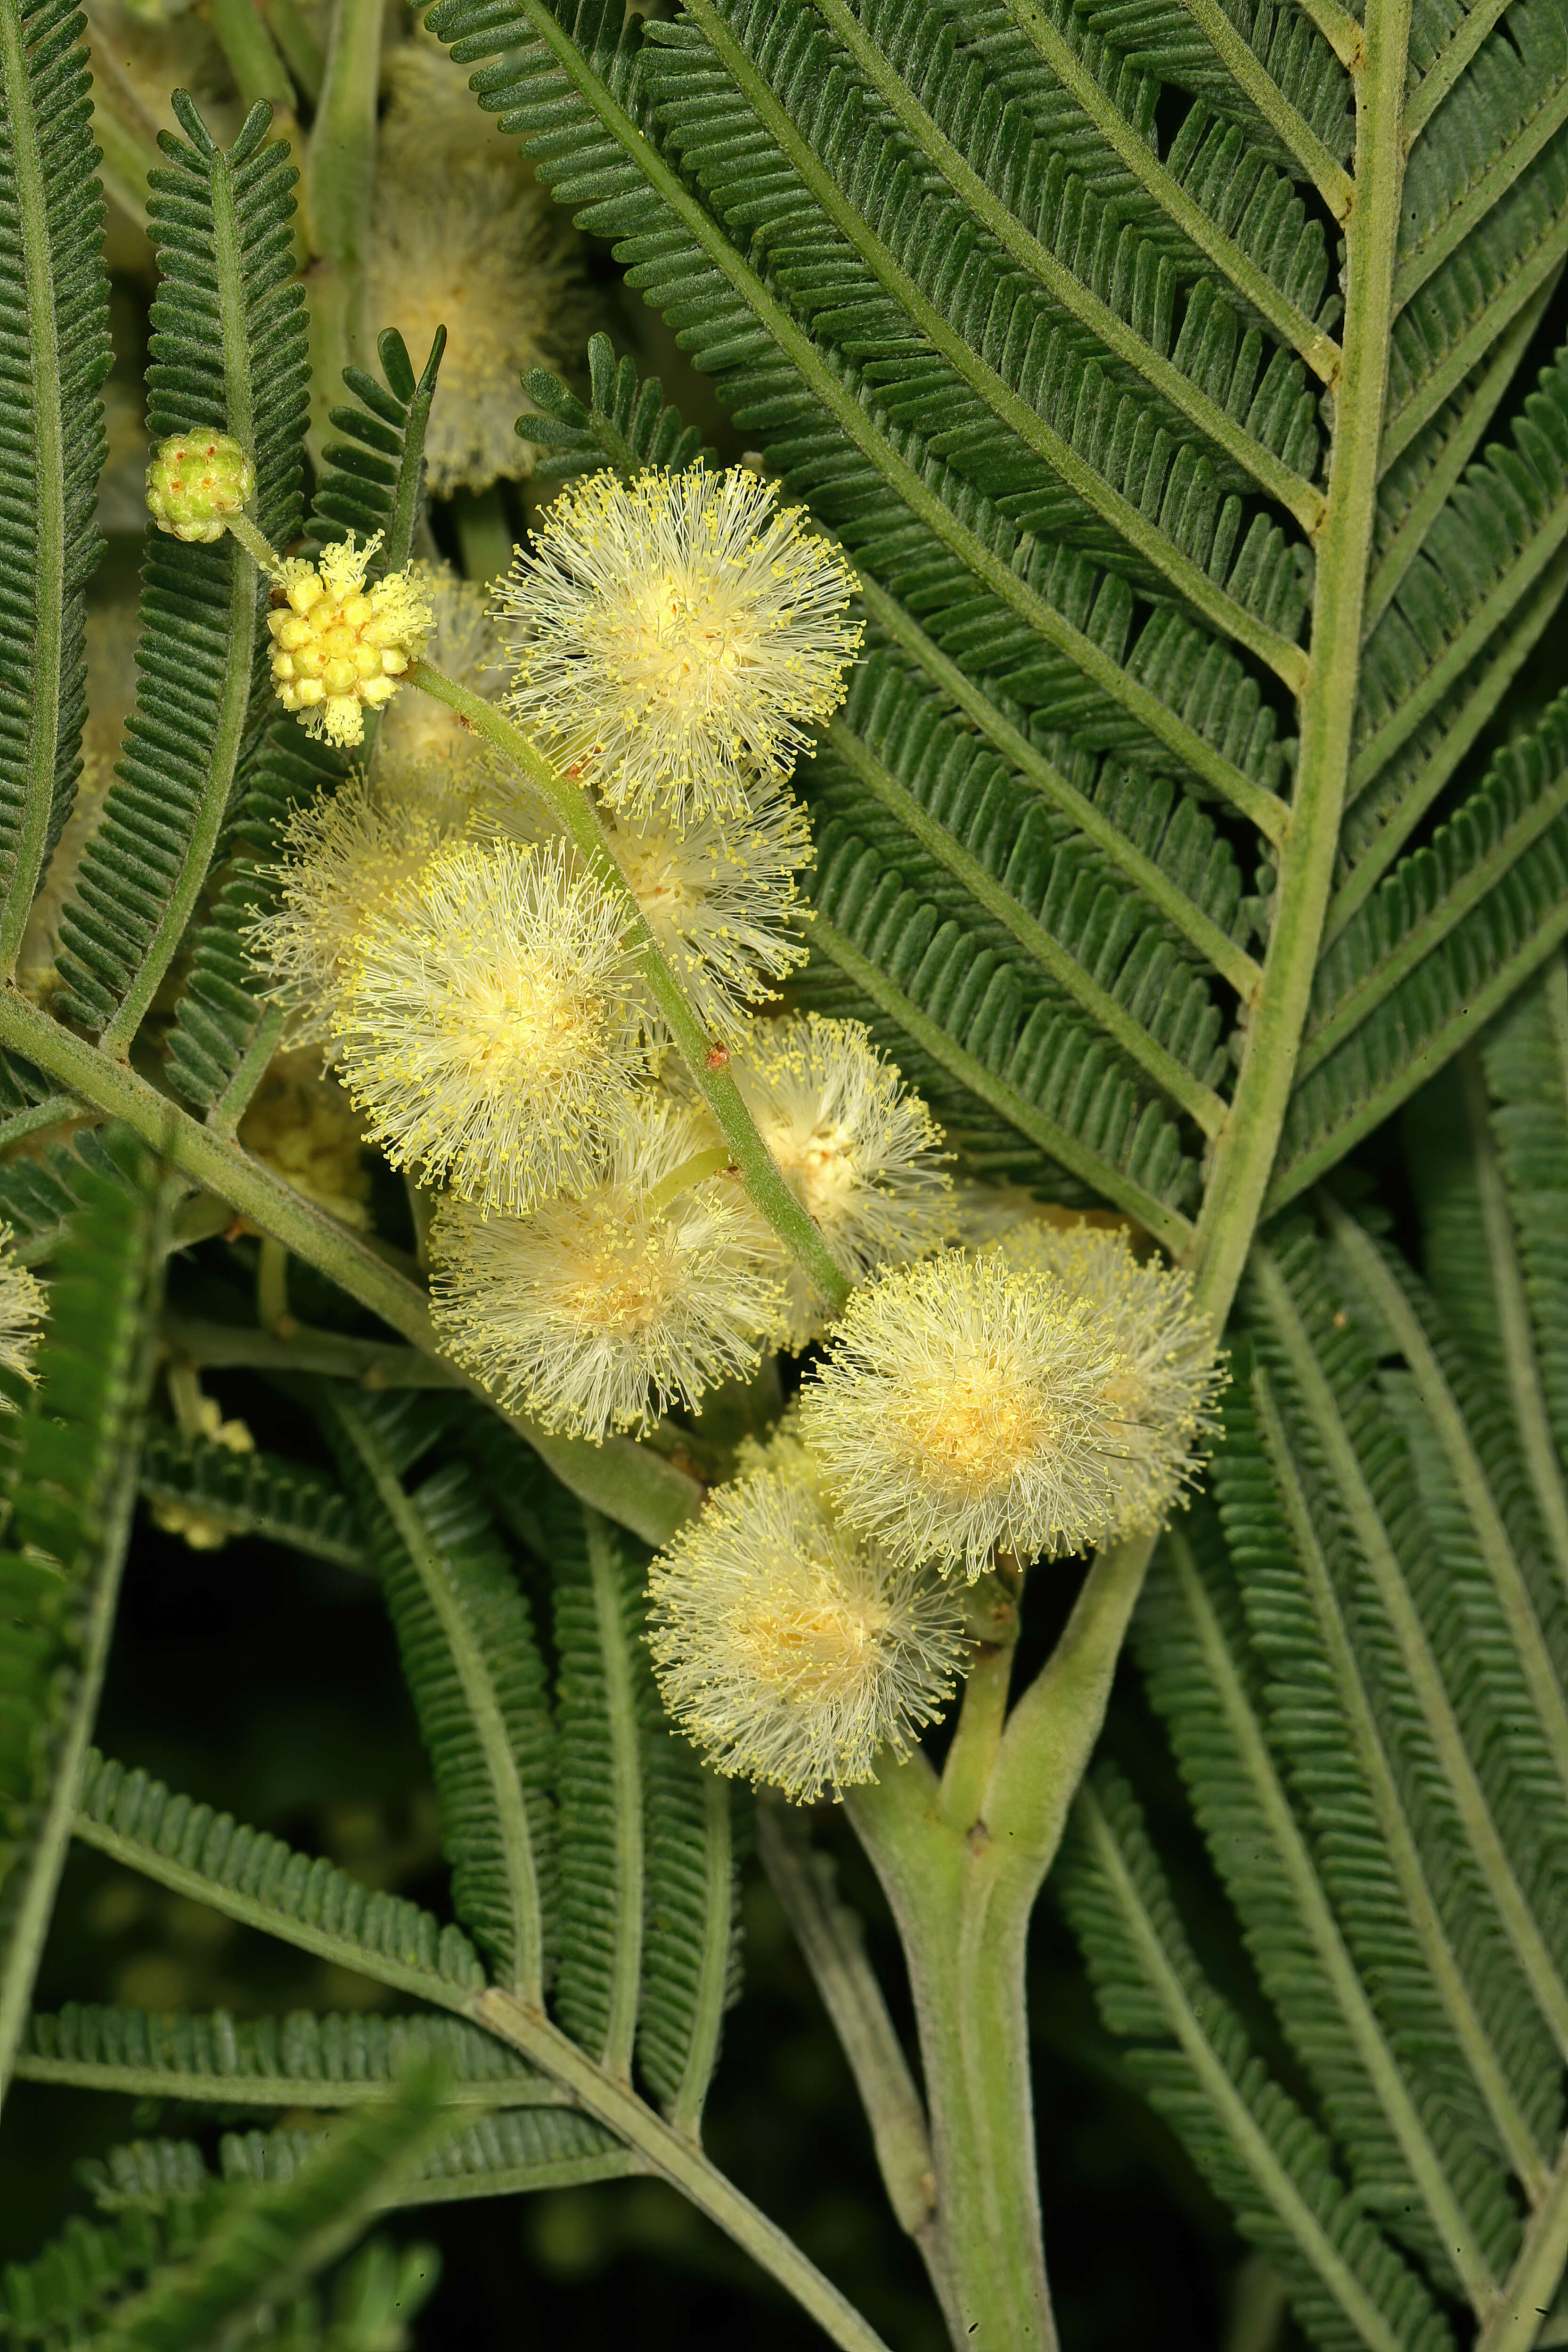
847;1762;1055;2352
407;660;853;1315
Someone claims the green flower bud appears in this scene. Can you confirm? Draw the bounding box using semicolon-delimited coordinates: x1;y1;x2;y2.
146;431;256;544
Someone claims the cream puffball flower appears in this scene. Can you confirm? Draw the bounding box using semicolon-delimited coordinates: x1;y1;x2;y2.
721;1014;949;1345
497;466;862;820
429;1099;784;1437
333;836;648;1215
799;1253;1128;1577
248;779;470;1047
995;1220;1223;1540
268;534;433;748
602;791;813;1045
646;1464;967;1802
0;1232;46;1401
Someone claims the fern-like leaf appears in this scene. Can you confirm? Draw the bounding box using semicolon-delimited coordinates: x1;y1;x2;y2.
50;94;308;1054
0;1133;165;2102
0;0;111;969
318;1388;556;1999
137;1431;367;1571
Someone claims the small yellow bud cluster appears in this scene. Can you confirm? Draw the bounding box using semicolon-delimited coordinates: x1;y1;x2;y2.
267;535;433;748
146;430;254;543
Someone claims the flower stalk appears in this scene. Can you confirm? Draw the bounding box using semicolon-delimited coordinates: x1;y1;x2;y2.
407;655;854;1315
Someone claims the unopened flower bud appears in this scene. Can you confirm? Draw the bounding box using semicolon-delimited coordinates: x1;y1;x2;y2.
146;431;255;543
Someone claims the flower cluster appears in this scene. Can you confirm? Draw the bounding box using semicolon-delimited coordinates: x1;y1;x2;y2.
237;457;1220;1806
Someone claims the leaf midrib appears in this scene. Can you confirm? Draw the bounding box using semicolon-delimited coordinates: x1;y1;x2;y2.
0;0;69;976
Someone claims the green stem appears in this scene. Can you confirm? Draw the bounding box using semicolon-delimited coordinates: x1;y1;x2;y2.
474;1987;893;2352
163;1316;468;1388
256;1233;291;1333
0;0;69;977
304;0;381;444
0;983;702;1548
756;1804;942;2256
846;1761;1056;2351
407;659;853;1315
936;1572;1019;1835
643;1146;735;1219
263;0;324;106
208;0;295;114
1182;0;1413;1333
210;1002;285;1139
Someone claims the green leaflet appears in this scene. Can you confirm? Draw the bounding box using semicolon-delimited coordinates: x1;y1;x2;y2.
0;0;111;971
16;2003;561;2108
0;1132;165;2104
0;2213;436;2352
50;96;308;1054
73;1750;489;2008
1058;1774;1455;2352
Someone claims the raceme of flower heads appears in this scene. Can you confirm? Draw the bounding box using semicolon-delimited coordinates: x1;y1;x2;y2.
599;790;814;1047
429;1097;785;1437
333;835;650;1216
0;1231;46;1402
994;1219;1224;1543
268;534;433;747
248;778;472;1048
799;1253;1131;1578
646;1458;968;1802
727;1014;951;1347
497;466;863;821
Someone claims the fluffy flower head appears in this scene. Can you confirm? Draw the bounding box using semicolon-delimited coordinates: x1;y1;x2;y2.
602;791;813;1045
647;1463;967;1801
498;466;862;820
268;535;433;747
720;1015;949;1345
0;1231;45;1402
995;1220;1222;1540
800;1252;1128;1577
334;836;648;1214
146;430;254;543
430;1098;783;1437
248;778;469;1046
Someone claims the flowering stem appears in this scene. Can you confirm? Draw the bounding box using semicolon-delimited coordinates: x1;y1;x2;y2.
847;1760;1058;2352
406;659;854;1315
224;510;287;580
